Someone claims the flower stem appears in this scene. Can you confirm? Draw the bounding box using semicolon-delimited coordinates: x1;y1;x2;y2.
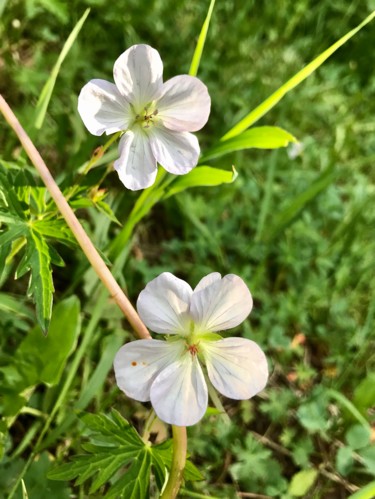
160;425;187;499
0;94;150;340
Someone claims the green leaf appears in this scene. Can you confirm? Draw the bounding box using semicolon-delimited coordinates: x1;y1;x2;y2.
0;293;34;321
264;165;335;242
189;0;216;76
0;211;25;225
164;166;237;199
0;223;28;247
17;295;81;386
336;446;354;476
48;410;155;499
222;10;375;140
346;424;371;450
353;373;375;416
28;230;54;334
34;8;90;129
95;200;122;226
348;481;375;499
0;170;27;218
201;127;296;162
288;468;318;497
32;219;77;246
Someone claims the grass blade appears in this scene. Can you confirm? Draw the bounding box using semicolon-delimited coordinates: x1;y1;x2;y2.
189;0;216;76
222;10;375;140
34;8;90;129
264;164;335;242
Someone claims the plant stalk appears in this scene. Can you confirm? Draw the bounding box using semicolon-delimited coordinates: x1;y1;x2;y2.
0;94;150;340
160;425;187;499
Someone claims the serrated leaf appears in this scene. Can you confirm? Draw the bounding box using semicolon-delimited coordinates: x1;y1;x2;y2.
164;166;237;199
28;230;55;334
48;410;154;499
95;200;122;226
201;126;296;162
0;211;25;225
32;219;76;246
0;170;27;218
0;224;28;247
103;450;151;499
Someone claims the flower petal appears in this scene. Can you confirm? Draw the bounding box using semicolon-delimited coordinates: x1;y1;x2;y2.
114;130;157;190
150;354;208;426
156;75;211;132
190;274;253;332
194;272;222;293
113;44;163;110
114;339;185;402
78;79;131;136
150;126;199;175
202;337;268;399
137;272;193;335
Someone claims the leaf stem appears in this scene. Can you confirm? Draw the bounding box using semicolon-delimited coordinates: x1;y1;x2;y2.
160;425;187;499
0;94;150;340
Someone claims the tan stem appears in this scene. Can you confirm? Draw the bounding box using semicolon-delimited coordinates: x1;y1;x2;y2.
0;94;150;340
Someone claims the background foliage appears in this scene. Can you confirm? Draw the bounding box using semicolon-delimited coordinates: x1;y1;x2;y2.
1;0;375;497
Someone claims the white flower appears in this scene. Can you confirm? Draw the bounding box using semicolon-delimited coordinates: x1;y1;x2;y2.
114;272;268;426
78;44;211;191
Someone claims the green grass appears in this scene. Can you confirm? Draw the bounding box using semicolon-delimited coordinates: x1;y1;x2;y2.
1;0;375;497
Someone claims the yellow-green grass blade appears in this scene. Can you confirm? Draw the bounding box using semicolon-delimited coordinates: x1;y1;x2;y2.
34;8;90;129
189;0;216;76
222;10;375;141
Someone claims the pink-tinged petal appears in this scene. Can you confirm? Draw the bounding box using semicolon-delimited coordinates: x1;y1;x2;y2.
156;75;211;132
113;45;163;110
78;79;131;136
202;337;268;399
114;130;157;191
194;272;221;293
190;274;253;332
150;354;208;426
137;272;193;335
114;339;185;402
150;126;199;175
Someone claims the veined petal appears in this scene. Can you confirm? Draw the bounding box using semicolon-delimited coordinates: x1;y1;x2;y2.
190;274;253;332
150;126;199;175
137;272;193;335
113;44;163;110
194;272;221;293
114;339;185;402
114;130;157;191
156;75;211;132
150;353;208;426
202;337;268;399
78;79;131;136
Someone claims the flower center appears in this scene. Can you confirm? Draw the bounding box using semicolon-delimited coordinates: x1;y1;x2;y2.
186;342;200;357
134;105;159;129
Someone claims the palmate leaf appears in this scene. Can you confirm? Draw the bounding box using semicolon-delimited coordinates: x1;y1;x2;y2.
48;410;155;498
48;410;201;498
